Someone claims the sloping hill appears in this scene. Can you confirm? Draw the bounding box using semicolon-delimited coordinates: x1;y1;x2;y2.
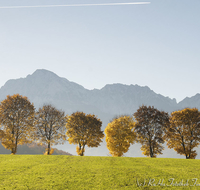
0;155;200;189
0;143;72;155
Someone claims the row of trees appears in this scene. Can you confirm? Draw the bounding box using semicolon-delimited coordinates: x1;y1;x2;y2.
0;94;200;159
0;94;104;156
105;106;200;159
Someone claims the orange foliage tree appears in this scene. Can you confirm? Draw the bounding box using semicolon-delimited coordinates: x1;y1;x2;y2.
0;94;35;154
165;108;200;159
134;105;169;158
66;112;104;156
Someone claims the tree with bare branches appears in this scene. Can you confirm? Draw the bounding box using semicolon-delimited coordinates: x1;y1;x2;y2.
134;105;169;158
34;105;67;155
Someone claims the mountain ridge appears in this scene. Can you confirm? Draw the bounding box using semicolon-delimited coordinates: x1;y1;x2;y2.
1;69;199;117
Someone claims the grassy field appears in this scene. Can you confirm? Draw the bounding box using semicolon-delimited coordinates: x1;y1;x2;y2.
0;155;200;189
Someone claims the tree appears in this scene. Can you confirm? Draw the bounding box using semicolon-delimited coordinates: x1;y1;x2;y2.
134;105;169;158
164;108;200;159
0;94;35;154
66;112;104;156
34;105;67;155
104;116;136;157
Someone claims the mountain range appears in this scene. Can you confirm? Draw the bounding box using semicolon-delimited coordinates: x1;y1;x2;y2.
0;69;200;158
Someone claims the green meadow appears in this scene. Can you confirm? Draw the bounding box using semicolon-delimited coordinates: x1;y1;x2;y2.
0;155;200;189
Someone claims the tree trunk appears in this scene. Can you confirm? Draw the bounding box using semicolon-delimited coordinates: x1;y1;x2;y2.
149;140;153;158
11;137;18;154
11;145;17;154
11;148;16;154
80;144;85;156
186;155;190;159
11;128;16;154
47;142;51;155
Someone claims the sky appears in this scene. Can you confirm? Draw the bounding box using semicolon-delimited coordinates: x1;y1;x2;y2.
0;0;200;103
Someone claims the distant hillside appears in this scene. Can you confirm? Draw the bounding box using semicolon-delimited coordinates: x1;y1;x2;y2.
0;142;72;155
0;69;200;157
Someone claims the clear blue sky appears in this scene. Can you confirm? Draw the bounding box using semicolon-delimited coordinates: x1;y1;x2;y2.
0;0;200;102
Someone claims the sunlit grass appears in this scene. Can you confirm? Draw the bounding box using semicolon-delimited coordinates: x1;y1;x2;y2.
0;155;199;189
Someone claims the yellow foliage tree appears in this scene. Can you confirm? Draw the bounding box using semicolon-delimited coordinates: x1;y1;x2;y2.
66;112;104;156
134;106;169;158
0;94;35;154
105;116;136;157
165;108;200;159
34;105;67;155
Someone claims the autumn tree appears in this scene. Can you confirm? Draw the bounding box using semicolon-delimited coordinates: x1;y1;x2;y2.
105;116;136;157
66;112;104;156
165;108;200;159
134;105;169;158
34;105;67;155
0;94;35;154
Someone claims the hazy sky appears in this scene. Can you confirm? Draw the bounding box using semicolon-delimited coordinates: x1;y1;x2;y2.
0;0;199;102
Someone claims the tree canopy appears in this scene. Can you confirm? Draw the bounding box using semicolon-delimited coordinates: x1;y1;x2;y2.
134;105;169;158
0;94;35;154
165;108;200;159
34;104;67;155
66;112;104;156
105;116;136;157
